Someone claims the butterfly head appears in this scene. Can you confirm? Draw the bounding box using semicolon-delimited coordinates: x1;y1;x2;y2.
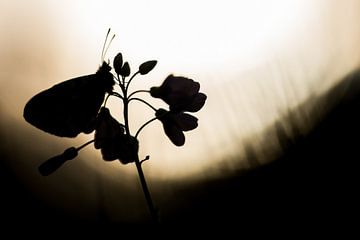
96;61;115;93
96;29;117;93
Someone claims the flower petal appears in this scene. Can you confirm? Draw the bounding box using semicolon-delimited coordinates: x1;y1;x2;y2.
95;107;124;149
100;141;120;161
150;75;201;111
149;86;162;98
185;93;207;112
163;120;185;146
163;75;200;97
175;113;198;131
99;132;138;164
118;136;139;164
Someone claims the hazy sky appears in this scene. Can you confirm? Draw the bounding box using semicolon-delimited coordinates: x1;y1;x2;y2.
1;0;360;223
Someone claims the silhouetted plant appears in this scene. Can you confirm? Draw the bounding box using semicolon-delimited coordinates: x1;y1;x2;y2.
23;29;207;223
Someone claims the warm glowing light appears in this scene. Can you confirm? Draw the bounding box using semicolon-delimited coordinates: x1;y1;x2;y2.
48;0;313;73
47;0;316;178
1;0;360;182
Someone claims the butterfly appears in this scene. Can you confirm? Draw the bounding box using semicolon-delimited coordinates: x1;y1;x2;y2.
23;29;115;137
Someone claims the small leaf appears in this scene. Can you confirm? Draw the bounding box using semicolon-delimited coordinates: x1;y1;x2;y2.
139;60;157;75
113;53;123;74
120;62;130;77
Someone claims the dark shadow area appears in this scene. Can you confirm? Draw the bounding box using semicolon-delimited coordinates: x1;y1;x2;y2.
1;69;360;233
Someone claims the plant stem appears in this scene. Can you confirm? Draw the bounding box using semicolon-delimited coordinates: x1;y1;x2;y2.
125;71;140;92
129;97;157;112
123;98;130;135
128;89;150;99
135;117;157;138
122;76;130;135
76;139;95;151
121;78;158;223
134;155;158;223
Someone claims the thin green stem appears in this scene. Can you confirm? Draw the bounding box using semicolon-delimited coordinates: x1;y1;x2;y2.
129;97;157;112
135;117;157;138
128;89;150;99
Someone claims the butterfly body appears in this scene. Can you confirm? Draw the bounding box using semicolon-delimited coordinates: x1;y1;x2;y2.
24;62;114;137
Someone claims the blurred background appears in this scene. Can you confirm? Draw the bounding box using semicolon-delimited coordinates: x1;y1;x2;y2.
0;0;359;232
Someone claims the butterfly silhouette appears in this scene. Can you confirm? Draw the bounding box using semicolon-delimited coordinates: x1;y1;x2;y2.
23;30;115;137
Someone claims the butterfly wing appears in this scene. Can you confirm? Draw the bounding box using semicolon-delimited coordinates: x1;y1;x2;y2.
24;74;108;137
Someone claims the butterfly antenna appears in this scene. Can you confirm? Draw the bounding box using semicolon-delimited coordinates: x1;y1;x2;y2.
103;34;115;61
101;28;111;62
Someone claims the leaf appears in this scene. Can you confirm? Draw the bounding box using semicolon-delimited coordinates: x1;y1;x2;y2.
139;60;157;75
113;53;123;74
120;62;130;77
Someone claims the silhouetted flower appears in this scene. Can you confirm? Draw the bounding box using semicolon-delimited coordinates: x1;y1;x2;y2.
150;75;207;112
95;107;138;164
27;32;207;223
155;108;198;146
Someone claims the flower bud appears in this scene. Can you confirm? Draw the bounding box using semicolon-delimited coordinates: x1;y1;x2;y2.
113;53;123;75
139;60;157;75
